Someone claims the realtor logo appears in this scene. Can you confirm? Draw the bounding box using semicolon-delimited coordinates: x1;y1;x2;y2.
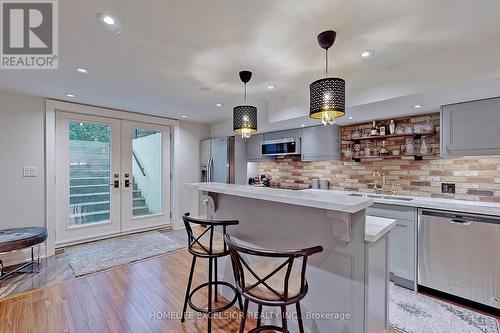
1;0;58;69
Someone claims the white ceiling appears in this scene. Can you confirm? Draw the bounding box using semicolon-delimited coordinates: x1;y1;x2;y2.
1;0;500;128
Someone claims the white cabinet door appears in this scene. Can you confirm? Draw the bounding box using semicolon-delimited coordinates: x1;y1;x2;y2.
441;97;500;156
263;129;301;141
367;204;417;290
389;218;416;284
246;133;264;161
301;125;341;161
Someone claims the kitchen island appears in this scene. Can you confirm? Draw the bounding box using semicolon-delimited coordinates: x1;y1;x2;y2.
186;183;395;333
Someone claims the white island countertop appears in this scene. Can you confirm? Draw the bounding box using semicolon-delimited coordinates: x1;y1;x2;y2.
186;182;373;213
365;216;397;242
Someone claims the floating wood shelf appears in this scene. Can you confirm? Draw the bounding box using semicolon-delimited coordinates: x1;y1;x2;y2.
348;132;436;143
349;154;437;162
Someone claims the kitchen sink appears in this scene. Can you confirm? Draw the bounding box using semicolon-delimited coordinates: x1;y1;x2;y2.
348;193;414;201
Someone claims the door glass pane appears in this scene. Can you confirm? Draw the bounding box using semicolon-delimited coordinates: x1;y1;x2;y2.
132;128;163;217
68;121;111;226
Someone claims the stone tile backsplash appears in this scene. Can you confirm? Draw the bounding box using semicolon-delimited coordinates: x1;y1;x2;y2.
258;155;500;202
257;113;500;202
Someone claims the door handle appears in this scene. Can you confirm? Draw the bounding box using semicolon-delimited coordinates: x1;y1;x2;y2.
125;179;130;188
207;157;213;182
449;218;472;225
110;180;120;188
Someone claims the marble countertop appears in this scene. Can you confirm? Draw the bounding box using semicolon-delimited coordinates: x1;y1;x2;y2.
365;216;397;242
303;189;500;216
185;182;373;213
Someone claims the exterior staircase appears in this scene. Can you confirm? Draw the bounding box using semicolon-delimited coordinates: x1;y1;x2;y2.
68;141;150;225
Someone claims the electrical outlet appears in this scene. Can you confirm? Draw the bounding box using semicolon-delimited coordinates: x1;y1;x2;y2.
23;167;37;177
441;183;455;194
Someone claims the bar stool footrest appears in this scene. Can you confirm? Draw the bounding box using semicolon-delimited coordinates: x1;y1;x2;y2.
248;325;289;333
187;281;239;314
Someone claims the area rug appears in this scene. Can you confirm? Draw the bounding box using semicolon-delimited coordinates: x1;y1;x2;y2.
390;283;500;333
65;231;184;277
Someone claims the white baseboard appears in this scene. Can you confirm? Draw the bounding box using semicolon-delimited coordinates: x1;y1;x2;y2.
0;243;46;268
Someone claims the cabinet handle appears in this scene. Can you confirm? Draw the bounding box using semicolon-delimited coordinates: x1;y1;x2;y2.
448;218;472;225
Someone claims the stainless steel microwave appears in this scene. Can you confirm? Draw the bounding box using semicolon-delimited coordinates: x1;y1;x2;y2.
261;138;300;156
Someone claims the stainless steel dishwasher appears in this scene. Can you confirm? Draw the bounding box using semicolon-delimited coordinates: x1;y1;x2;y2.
418;209;500;310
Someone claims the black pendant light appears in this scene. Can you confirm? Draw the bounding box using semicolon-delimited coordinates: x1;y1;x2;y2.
233;70;257;138
309;30;345;125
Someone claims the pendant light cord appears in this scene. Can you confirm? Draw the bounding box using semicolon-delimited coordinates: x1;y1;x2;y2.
244;83;247;102
325;49;329;77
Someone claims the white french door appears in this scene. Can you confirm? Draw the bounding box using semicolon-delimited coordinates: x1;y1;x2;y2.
55;112;171;246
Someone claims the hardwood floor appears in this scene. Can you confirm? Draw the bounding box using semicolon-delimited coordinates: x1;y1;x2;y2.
4;228;497;332
0;227;174;299
0;247;251;332
0;244;403;333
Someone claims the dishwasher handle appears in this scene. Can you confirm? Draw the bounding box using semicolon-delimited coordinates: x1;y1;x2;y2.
449;218;472;226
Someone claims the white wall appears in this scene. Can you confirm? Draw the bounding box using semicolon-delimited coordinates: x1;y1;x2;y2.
0;90;46;229
234;136;247;185
171;121;210;229
246;162;259;181
0;88;209;266
133;132;163;213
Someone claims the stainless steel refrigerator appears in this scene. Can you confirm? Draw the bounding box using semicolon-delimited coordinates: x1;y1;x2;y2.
199;137;234;215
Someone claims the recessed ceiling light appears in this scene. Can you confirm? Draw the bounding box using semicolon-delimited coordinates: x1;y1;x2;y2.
75;67;88;74
65;93;76;98
97;14;124;34
181;115;188;118
348;116;353;120
267;84;276;90
216;103;223;107
101;15;115;25
361;49;375;58
301;124;305;127
414;104;422;109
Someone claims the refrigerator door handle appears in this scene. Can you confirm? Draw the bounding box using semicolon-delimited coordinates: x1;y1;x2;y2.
206;157;210;182
209;156;214;182
206;156;212;182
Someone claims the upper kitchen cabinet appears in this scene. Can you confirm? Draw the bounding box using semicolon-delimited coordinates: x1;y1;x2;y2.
301;125;341;161
441;97;500;156
262;129;302;141
246;133;265;162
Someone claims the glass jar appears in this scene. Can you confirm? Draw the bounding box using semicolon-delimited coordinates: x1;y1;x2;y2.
344;142;353;158
424;116;434;133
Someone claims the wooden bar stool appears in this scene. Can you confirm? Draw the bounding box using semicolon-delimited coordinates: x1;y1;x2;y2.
181;213;243;333
225;234;323;333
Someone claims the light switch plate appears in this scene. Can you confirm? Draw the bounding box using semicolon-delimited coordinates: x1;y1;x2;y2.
23;167;37;177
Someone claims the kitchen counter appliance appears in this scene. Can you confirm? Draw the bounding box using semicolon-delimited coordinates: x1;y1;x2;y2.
199;137;235;215
261;137;300;156
200;137;234;183
418;209;500;310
